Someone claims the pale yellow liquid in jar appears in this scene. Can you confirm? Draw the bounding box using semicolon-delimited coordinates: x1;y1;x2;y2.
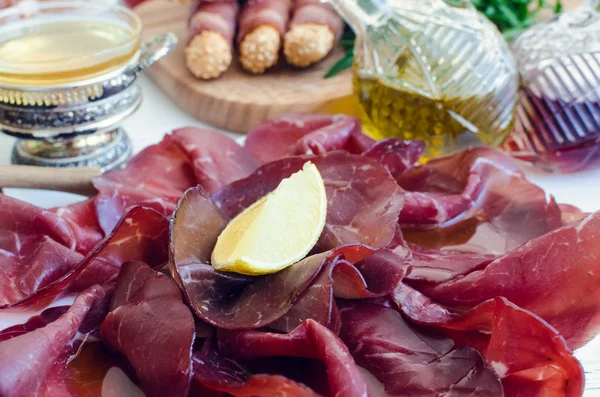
0;19;139;86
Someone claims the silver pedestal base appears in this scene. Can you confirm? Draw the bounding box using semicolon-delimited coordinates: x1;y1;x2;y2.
11;128;132;171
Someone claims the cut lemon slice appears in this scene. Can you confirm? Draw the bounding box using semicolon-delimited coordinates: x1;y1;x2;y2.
212;161;327;275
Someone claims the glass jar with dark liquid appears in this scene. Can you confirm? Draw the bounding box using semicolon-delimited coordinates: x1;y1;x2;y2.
327;0;519;159
503;0;600;172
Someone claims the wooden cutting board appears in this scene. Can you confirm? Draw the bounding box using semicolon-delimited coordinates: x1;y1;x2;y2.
135;0;353;133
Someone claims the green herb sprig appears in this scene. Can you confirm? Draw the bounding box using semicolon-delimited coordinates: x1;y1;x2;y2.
325;0;563;78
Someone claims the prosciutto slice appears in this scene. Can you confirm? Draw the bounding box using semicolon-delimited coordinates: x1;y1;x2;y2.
0;285;111;397
338;301;504;396
237;0;292;41
244;114;374;164
0;195;82;306
213;151;404;250
218;320;369;397
417;211;600;349
289;0;345;40
395;287;584;397
189;0;239;45
100;261;195;397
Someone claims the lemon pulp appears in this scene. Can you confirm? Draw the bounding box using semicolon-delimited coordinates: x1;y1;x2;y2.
211;161;327;275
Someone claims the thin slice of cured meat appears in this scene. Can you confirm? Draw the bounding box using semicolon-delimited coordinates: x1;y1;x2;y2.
362;138;425;179
93;128;258;233
93;134;196;233
170;186;328;329
244;113;374;164
237;0;292;41
397;148;562;254
418;211;600;349
0;285;111;397
395;287;584;397
212;151;404;250
289;0;344;40
189;1;239;45
3;206;169;311
337;301;503;396
170;127;259;194
218;319;369;397
0;195;82;306
191;338;320;397
51;198;104;254
558;203;589;225
405;246;497;283
269;246;410;333
100;261;195;397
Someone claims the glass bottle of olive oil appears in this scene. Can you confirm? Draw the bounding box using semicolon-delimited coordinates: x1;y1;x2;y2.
327;0;519;159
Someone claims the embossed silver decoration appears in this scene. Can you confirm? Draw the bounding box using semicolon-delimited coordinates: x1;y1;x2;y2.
0;32;178;171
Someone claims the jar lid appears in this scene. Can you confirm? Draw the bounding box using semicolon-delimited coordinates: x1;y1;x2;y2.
511;3;600;98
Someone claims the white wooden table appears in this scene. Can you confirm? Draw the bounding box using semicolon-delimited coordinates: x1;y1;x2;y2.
1;75;599;395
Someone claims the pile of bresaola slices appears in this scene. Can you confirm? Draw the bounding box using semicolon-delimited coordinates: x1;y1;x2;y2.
0;113;596;397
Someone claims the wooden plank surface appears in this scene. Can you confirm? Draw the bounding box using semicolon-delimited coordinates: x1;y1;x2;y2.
136;0;353;133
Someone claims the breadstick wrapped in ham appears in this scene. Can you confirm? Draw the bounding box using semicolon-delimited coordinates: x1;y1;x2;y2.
284;0;344;67
237;0;292;74
185;0;239;80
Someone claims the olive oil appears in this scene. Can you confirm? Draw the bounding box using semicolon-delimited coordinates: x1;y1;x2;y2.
326;0;518;159
0;19;139;86
353;74;515;159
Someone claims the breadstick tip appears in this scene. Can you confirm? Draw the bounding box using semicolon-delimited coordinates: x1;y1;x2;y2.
239;25;280;74
284;23;335;68
185;31;232;80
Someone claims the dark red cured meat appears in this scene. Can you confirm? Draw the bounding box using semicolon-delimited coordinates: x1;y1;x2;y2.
244;114;373;164
100;261;195;397
218;320;369;397
395;288;584;397
418;211;600;349
177;253;328;329
237;0;292;41
2;206;169;311
170;186;328;329
93;128;257;234
189;1;239;45
289;0;344;40
268;245;409;333
170;127;259;194
69;206;170;294
50;198;104;254
397;149;562;253
338;301;504;396
0;306;68;342
93;134;196;234
0;285;111;397
0;195;82;306
212;151;404;250
405;246;497;283
362;138;425;179
192;338;321;397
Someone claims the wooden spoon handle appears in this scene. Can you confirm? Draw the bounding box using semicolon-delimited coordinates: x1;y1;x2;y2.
0;165;101;196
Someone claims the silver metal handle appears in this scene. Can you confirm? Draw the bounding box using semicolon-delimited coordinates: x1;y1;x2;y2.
136;33;178;73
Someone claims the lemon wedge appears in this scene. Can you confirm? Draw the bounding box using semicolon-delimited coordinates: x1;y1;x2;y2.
211;161;327;275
